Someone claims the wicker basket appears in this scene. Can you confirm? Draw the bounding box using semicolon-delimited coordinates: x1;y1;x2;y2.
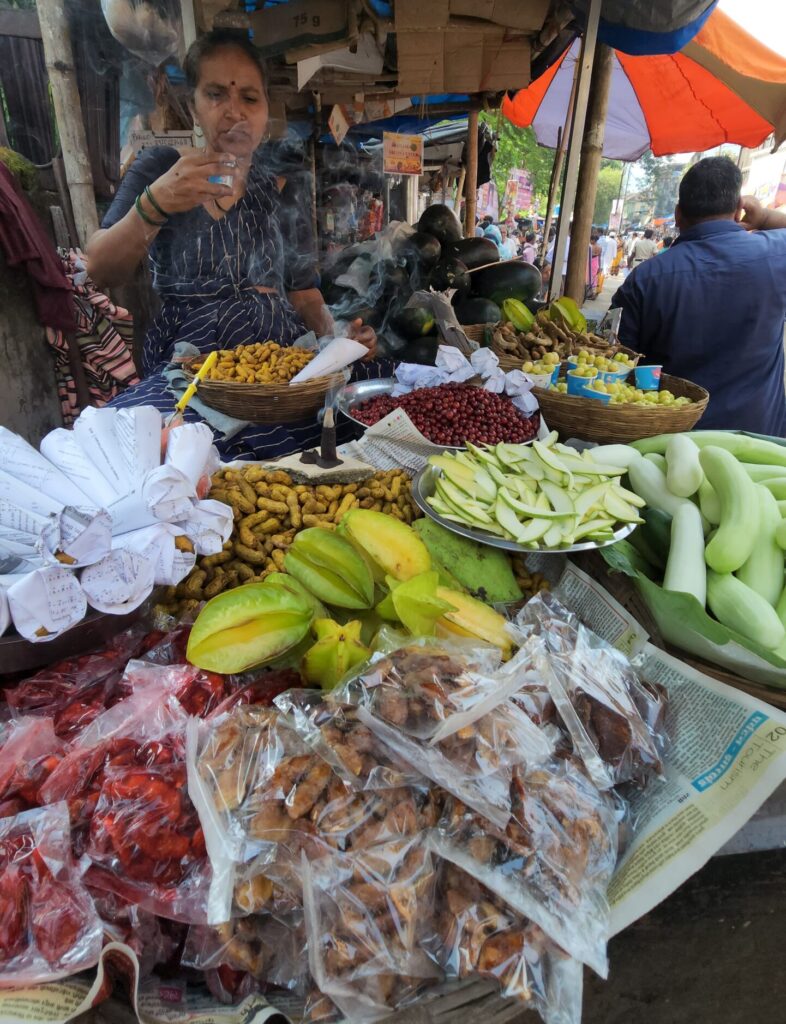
459;323;493;347
491;338;642;374
532;372;708;443
185;365;347;424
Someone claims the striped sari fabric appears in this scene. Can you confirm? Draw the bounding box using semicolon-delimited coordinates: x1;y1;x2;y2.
45;249;140;425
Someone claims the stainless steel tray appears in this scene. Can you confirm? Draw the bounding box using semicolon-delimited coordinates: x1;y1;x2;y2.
337;378;397;428
412;464;637;555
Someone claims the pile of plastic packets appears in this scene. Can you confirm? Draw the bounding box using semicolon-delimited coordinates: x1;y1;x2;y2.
0;593;668;1024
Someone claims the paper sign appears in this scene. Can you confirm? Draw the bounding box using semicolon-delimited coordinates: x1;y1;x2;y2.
328;104;351;145
383;132;424;176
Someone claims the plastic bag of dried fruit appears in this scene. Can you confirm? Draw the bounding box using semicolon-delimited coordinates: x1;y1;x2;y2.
187;705;341;923
331;638;554;829
183;907;307;993
0;801;103;986
302;836;441;1022
428;757;618;979
516;593;665;790
422;862;583;1024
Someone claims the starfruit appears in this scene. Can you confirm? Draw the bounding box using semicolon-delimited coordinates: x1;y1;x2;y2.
187;584;312;673
301;618;371;690
502;298;535;331
262;572;328;620
284;528;374;609
376;571;456;637
435;586;513;658
339;510;431;582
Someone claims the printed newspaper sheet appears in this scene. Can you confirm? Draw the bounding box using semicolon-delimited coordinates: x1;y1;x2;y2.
555;563;786;935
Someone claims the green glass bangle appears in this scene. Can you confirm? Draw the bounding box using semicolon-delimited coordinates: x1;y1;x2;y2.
134;194;166;227
144;185;171;220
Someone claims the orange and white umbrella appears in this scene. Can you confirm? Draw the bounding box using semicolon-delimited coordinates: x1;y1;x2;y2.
502;9;786;160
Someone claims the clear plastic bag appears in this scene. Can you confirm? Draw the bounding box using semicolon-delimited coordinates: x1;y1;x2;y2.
517;594;664;790
429;757;618;979
0;717;65;817
333;641;553;829
5;622;154;739
85;724;211;923
0;802;103;986
423;862;582;1023
302;837;441;1022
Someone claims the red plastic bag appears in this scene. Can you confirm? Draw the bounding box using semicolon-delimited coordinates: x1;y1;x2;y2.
0;802;102;986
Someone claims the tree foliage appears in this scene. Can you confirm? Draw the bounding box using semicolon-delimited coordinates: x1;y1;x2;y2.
480;111;556;214
593;161;623;226
638;151;686;218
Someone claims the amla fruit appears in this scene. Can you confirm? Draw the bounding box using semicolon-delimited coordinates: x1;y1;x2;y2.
339;510;431;582
187;583;312;673
301;618;371;690
284;528;374;609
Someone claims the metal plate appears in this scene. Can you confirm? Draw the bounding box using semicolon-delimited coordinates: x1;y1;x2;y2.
412;465;637;555
336;378;461;452
337;378;397;428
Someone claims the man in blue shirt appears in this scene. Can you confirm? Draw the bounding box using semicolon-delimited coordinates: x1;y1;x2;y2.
611;157;786;436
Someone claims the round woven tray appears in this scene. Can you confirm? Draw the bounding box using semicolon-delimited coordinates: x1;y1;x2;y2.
185;363;347;424
533;372;709;443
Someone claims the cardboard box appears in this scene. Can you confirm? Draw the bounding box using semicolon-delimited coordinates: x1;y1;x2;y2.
395;0;548;32
396;25;532;94
249;0;347;57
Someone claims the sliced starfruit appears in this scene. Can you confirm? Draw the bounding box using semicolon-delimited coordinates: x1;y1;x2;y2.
435;586;513;658
340;509;431;582
187;584;312;673
284;527;374;609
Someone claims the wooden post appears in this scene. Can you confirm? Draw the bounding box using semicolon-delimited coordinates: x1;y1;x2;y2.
463;107;479;237
564;42;614;303
37;1;98;248
540;58;580;263
548;0;602;302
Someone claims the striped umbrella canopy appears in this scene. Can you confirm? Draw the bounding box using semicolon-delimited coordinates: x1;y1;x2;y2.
501;9;786;160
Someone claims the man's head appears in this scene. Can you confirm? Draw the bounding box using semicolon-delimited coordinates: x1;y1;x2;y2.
482;215;493;225
644;228;654;240
676;156;742;230
525;231;535;244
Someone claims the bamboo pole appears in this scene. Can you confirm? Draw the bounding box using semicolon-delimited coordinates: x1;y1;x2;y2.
547;0;602;303
540;58;580;263
463;108;479;237
37;1;98;248
564;42;614;303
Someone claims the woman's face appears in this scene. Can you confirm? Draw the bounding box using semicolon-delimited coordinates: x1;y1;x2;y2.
193;47;269;159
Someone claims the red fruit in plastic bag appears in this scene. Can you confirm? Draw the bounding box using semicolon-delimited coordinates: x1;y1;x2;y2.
0;864;28;962
30;870;89;965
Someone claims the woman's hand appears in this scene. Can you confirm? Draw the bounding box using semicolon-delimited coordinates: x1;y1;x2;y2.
347;318;377;361
148;149;237;215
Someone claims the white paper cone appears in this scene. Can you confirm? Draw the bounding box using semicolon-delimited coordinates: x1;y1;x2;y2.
39;428;119;509
39;507;113;568
7;566;87;641
290;336;367;383
0;426;94;508
114;406;163;480
165;422;214;487
80;549;155;615
73;407;131;498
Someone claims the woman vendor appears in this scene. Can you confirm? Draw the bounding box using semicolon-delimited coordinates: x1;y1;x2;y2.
87;29;383;459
